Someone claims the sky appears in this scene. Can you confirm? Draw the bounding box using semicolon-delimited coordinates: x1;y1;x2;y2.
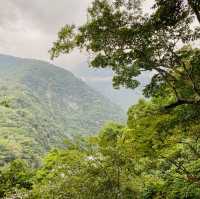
0;0;156;71
0;0;93;70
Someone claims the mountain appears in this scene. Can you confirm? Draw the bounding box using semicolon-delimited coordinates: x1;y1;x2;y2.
0;54;125;166
70;62;152;110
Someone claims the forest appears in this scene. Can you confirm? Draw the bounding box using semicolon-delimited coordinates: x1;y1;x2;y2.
1;0;200;198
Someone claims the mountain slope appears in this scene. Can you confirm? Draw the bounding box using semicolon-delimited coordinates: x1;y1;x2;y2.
70;62;152;110
0;54;125;165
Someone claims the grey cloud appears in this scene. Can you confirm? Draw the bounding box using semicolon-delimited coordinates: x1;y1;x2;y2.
0;0;92;67
8;0;92;34
0;0;154;69
0;1;20;29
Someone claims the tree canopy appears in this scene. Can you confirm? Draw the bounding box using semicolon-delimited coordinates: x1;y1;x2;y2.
3;100;200;198
50;0;200;109
1;0;200;198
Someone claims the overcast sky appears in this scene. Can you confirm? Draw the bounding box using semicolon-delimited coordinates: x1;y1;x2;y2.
0;0;156;73
0;0;93;71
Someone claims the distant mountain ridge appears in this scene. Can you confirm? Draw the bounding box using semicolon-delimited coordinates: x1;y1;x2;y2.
70;62;151;110
0;54;125;165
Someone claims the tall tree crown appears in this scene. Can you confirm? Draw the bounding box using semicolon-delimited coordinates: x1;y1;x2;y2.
50;0;200;108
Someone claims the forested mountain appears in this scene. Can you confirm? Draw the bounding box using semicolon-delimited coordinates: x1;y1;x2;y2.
1;0;200;198
70;62;151;110
0;54;125;165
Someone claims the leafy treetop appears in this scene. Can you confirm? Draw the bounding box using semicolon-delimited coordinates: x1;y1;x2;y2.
50;0;200;109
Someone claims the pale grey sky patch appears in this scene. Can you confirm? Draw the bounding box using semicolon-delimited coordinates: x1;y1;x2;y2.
0;0;92;70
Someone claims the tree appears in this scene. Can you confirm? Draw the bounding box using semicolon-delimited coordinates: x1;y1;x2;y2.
27;124;139;199
50;0;200;109
0;159;34;198
126;99;200;198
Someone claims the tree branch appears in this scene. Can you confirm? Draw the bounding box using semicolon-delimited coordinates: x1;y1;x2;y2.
188;0;200;24
164;98;200;109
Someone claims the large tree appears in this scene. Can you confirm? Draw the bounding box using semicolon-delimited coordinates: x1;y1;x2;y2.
50;0;200;108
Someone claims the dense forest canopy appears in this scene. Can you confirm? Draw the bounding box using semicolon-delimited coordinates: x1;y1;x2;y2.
0;0;200;198
2;100;200;198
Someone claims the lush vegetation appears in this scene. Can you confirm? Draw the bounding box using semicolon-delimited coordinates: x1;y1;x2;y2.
51;0;200;109
0;54;124;166
2;96;200;198
1;0;200;198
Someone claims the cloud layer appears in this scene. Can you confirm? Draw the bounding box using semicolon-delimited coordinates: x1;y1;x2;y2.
0;0;92;69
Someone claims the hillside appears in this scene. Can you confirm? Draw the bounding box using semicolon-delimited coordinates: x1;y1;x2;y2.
86;81;142;110
0;54;125;165
70;62;151;110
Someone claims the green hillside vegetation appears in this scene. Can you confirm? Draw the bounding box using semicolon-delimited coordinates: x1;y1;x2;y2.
71;62;149;110
2;95;200;198
1;0;200;198
0;54;125;165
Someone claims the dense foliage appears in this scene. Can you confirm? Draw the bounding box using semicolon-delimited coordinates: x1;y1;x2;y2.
0;0;200;198
2;96;200;198
0;54;124;166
